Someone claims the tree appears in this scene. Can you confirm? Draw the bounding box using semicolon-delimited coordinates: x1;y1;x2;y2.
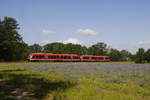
43;42;87;55
29;44;42;53
81;46;88;55
87;42;108;56
145;49;150;62
109;49;121;61
0;17;28;61
135;48;145;63
120;50;132;61
43;42;65;54
63;43;83;55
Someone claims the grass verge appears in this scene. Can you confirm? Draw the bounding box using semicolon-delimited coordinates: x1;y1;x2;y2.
0;64;150;100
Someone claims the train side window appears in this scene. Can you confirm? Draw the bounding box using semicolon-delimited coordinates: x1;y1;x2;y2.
36;56;39;58
45;55;48;59
73;56;77;59
48;56;52;59
83;57;89;59
41;55;44;58
74;56;79;59
92;57;96;59
99;58;104;60
39;55;44;58
51;56;56;59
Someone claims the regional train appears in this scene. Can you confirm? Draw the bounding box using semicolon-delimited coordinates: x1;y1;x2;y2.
27;53;110;62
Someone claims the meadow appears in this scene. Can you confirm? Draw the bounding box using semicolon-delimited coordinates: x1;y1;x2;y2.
0;62;150;100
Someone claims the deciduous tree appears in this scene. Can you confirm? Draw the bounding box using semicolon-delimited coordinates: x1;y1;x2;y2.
0;17;28;61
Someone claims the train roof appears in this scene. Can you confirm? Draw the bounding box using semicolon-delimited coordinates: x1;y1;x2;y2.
31;53;80;56
31;53;109;57
81;55;109;57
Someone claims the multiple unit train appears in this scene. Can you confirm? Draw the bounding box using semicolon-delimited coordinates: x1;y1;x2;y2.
27;53;110;62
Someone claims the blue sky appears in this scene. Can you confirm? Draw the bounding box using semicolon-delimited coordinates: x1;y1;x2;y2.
0;0;150;53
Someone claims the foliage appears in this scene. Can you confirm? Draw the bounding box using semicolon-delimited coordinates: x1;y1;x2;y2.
43;42;65;54
87;42;108;56
109;49;122;61
43;42;87;55
135;48;145;63
29;43;42;53
120;50;132;61
63;43;84;55
0;17;28;61
145;49;150;63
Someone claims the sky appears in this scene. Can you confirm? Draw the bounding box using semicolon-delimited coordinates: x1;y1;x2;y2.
0;0;150;53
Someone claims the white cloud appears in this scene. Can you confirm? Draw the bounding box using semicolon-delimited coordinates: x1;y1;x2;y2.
40;40;51;45
135;40;150;51
42;29;56;35
77;29;98;35
137;40;150;46
40;38;83;45
62;38;83;44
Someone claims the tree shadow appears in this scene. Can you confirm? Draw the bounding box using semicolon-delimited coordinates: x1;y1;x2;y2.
0;69;76;100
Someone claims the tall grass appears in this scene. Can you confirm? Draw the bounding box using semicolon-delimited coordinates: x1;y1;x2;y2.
0;64;150;100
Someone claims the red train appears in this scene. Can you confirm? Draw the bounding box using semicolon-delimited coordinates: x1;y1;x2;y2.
27;53;110;62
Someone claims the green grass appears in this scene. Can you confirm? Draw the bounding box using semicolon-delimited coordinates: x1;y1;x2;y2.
0;64;150;100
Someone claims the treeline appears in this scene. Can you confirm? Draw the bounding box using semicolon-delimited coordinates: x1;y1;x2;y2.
29;43;133;62
0;17;150;63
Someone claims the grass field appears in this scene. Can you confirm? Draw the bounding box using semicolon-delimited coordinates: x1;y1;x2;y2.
0;62;150;100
